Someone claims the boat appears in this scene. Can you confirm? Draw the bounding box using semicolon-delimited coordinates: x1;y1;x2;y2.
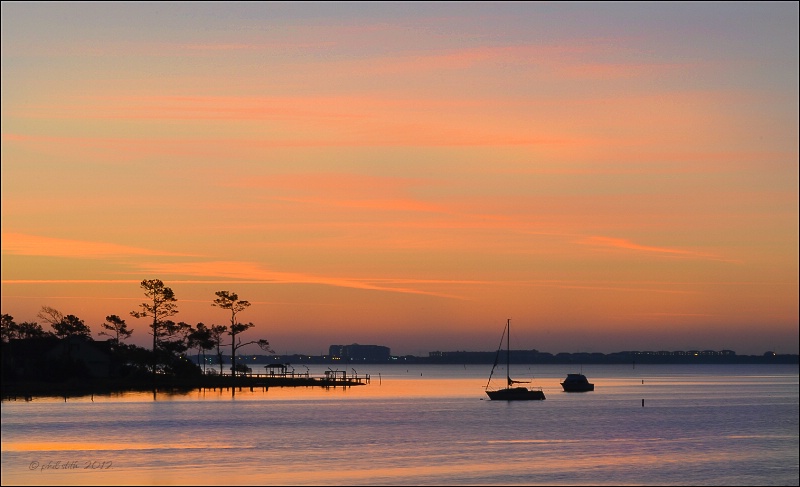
560;373;594;392
485;319;545;401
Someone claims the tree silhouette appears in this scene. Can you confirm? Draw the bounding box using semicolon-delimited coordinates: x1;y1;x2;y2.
159;320;192;356
2;315;49;383
37;306;91;339
130;279;179;352
37;306;63;330
17;321;49;339
212;291;272;377
228;321;272;376
151;320;194;375
130;279;179;375
1;314;18;343
209;324;228;375
99;314;133;346
188;322;214;373
55;315;92;339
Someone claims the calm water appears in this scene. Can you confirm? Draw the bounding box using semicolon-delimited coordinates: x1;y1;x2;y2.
2;364;798;486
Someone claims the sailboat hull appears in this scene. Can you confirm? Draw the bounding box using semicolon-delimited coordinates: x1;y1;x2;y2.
486;387;546;401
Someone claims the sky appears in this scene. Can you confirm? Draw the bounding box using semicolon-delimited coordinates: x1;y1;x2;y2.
1;2;798;357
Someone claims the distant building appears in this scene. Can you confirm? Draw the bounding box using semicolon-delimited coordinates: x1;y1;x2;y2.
329;344;390;362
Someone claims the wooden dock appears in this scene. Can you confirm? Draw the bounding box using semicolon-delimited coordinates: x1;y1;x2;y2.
232;365;371;386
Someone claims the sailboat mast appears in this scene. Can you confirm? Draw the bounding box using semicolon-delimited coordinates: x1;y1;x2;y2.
507;318;511;385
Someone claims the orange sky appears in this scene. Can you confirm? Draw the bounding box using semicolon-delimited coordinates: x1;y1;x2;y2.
2;2;797;356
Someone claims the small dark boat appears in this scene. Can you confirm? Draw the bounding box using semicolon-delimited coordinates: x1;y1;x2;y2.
485;319;545;401
560;373;594;392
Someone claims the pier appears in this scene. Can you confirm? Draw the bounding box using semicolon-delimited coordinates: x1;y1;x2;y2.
232;364;370;386
194;364;371;389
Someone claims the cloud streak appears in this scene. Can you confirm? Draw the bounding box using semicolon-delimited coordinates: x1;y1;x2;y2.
133;260;466;299
1;233;194;258
576;235;736;262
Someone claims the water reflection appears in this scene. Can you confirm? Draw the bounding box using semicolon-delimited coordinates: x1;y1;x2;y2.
2;364;797;486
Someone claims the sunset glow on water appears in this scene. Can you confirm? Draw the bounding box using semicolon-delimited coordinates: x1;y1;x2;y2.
2;364;798;486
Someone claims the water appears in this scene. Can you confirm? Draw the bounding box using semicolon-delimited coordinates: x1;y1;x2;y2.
2;364;798;486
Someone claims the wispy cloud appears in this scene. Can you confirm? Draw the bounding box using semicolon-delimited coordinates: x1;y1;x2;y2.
233;172;448;214
134;260;465;299
576;235;737;262
639;312;716;317
1;233;194;258
4;96;572;148
357;42;690;81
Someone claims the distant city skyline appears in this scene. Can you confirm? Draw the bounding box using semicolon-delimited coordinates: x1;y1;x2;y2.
2;2;798;357
211;346;792;359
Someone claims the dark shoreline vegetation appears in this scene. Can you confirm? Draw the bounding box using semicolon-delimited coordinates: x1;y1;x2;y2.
2;281;288;400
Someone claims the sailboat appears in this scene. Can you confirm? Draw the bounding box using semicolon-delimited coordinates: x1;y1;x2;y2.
485;319;546;400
